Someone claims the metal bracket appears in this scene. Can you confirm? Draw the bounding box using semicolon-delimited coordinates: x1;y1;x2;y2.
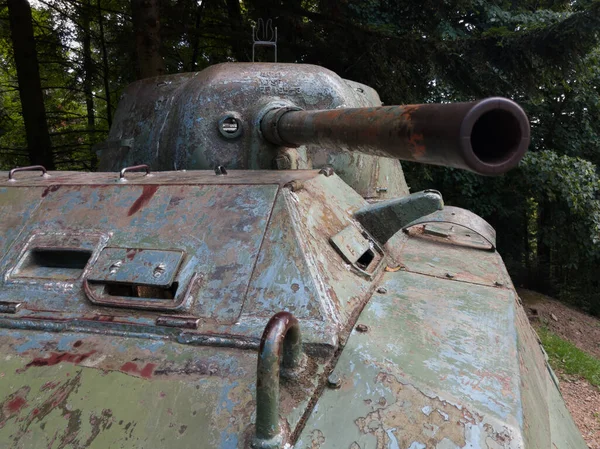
354;190;444;244
252;312;304;449
252;18;277;62
403;206;497;250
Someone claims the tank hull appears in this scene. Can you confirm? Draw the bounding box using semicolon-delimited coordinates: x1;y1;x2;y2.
0;169;586;448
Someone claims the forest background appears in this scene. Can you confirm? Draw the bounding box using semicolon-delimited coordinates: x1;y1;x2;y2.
1;0;600;314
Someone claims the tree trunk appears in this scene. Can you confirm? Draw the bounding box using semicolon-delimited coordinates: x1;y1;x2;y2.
226;0;246;61
189;0;206;71
97;0;112;127
7;0;55;169
131;0;166;79
82;0;95;130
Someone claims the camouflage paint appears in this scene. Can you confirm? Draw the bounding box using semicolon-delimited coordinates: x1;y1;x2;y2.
0;168;586;448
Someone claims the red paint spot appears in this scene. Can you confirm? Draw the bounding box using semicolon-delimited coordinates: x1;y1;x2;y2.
127;185;159;216
140;364;155;378
120;362;156;379
41;185;61;198
7;396;27;414
32;408;39;416
73;340;83;348
25;351;95;369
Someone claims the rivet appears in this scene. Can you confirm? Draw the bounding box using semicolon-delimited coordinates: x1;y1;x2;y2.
319;166;334;177
327;373;342;389
284;180;304;192
445;273;455;279
376;287;387;294
494;280;504;287
355;324;369;333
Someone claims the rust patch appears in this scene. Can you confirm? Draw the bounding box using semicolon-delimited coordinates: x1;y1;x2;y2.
400;105;420;121
21;351;96;371
354;372;472;448
127;185;159;216
309;429;325;449
120;362;156;379
126;248;142;261
91;315;115;322
408;133;426;158
41;185;61;198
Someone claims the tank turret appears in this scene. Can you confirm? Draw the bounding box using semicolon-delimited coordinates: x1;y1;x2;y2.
96;63;528;198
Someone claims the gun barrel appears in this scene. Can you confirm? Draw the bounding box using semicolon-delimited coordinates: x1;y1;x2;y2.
261;97;530;176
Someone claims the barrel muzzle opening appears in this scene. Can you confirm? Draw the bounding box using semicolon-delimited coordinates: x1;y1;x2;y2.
460;97;530;176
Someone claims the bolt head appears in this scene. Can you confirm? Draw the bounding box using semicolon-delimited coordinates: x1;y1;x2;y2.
355;324;369;333
327;373;342;389
376;287;387;294
319;166;334;177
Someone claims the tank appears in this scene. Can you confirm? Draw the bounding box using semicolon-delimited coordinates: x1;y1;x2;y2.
0;63;586;449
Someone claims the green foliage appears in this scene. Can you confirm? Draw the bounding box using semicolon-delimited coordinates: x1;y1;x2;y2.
538;326;600;386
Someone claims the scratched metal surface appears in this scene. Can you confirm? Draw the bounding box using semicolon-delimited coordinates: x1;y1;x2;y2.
385;223;511;287
296;276;585;448
93;63;410;199
279;174;384;329
0;329;320;449
0;169;321;187
296;272;517;448
0;184;276;324
0;172;385;448
0;187;44;257
0;169;586;447
244;191;324;321
0;173;380;346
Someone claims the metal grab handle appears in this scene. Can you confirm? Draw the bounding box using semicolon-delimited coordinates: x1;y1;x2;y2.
119;164;151;179
8;165;48;181
253;312;304;449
